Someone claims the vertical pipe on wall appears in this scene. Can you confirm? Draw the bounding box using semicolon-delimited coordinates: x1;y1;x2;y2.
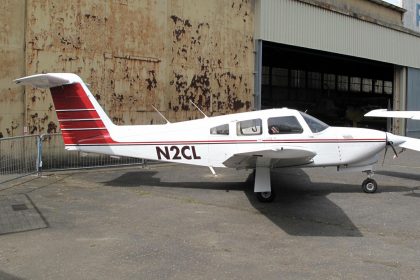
254;39;263;110
393;65;407;135
23;0;28;135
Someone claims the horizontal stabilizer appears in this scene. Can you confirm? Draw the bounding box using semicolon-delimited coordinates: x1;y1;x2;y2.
14;73;80;88
365;109;420;120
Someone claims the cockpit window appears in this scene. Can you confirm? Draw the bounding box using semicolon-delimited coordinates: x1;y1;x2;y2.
210;124;229;135
268;116;303;134
300;112;329;133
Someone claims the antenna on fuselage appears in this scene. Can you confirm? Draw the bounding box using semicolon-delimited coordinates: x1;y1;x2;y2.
151;105;171;124
189;100;208;118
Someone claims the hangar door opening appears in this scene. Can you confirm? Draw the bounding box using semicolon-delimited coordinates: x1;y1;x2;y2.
260;42;394;130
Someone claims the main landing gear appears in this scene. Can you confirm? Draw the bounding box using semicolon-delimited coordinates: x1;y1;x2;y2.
253;167;379;202
361;171;378;193
254;166;276;202
256;191;276;203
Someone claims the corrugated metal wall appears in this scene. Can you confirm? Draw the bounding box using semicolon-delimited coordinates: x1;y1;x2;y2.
1;0;254;138
256;0;420;69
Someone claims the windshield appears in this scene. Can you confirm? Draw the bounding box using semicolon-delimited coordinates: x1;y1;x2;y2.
300;112;329;133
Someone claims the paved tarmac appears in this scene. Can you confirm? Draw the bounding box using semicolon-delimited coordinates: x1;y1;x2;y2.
1;151;420;280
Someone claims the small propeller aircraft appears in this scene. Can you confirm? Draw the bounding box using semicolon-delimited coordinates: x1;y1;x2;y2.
15;73;420;202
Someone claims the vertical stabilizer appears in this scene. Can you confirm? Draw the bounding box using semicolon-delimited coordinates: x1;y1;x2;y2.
15;73;115;146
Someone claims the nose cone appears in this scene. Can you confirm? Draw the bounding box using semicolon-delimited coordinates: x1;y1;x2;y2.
386;132;406;146
329;127;386;164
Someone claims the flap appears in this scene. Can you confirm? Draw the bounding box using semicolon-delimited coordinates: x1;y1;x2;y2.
223;146;316;169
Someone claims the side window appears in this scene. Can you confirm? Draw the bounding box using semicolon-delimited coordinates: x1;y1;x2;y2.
237;119;262;136
268;116;303;134
210;124;229;135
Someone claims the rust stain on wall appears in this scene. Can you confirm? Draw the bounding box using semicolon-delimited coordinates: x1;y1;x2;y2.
4;0;254;136
167;0;254;121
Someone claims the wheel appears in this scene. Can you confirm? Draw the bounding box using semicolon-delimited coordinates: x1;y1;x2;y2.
362;178;377;193
256;191;276;202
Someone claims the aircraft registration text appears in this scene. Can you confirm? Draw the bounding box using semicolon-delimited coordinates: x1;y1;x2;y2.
156;146;201;160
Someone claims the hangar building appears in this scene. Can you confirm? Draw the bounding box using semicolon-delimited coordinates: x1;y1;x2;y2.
1;0;420;139
254;0;420;136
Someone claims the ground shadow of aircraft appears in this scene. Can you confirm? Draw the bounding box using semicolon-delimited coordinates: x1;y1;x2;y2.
374;170;420;198
102;165;415;237
375;170;420;182
0;270;26;280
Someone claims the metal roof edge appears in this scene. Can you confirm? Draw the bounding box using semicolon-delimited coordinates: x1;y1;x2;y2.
295;0;420;38
366;0;405;13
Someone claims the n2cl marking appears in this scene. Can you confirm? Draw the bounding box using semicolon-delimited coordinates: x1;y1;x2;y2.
156;145;201;160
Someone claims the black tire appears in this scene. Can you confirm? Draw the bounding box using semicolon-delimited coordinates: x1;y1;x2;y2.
256;191;276;202
362;178;378;193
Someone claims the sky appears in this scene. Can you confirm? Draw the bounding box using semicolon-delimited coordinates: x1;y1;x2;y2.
383;0;401;6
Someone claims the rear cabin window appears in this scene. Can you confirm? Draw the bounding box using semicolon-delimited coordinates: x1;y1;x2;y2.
267;116;303;134
210;124;229;135
237;119;262;136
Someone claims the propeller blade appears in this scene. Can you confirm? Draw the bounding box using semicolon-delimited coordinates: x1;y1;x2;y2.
382;133;388;165
383;133;399;162
389;142;399;158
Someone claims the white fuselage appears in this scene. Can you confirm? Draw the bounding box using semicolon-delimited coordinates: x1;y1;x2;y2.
68;108;387;170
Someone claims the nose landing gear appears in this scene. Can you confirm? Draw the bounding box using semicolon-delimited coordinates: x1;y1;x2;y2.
362;178;378;193
362;171;378;193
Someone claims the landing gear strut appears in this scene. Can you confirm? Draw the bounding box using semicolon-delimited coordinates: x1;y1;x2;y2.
254;165;275;203
362;171;377;193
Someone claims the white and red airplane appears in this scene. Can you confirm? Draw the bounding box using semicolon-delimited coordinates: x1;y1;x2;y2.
15;73;420;202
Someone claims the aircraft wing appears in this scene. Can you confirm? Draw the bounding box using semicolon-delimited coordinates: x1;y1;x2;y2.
222;146;316;169
384;132;420;152
391;135;420;152
365;109;420;120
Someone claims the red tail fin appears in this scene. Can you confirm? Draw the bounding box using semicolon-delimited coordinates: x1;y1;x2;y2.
51;83;112;145
15;73;115;146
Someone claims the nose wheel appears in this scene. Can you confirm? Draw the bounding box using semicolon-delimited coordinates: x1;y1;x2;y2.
362;178;377;193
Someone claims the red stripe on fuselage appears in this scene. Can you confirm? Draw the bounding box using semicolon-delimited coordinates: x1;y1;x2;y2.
50;83;111;145
64;138;386;146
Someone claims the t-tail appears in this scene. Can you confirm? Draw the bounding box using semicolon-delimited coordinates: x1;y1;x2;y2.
15;73;115;149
